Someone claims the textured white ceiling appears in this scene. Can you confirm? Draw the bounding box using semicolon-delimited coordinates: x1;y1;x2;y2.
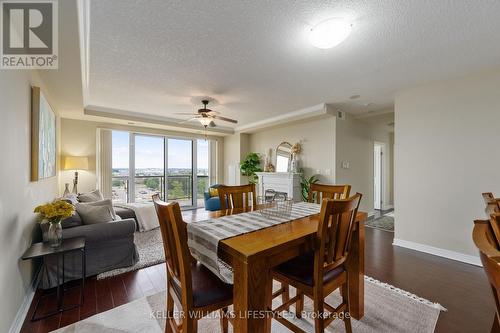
87;0;500;127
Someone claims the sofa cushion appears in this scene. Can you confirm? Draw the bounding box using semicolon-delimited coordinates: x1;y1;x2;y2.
78;189;104;203
79;199;117;219
115;206;136;220
61;211;83;228
76;203;114;225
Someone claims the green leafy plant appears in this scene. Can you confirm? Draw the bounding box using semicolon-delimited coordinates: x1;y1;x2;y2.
240;152;262;184
299;171;319;202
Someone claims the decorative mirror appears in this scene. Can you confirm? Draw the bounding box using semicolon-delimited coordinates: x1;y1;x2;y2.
275;142;292;172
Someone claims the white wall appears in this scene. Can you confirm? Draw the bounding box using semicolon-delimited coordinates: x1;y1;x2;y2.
0;71;60;333
248;116;337;183
395;69;500;261
335;113;373;213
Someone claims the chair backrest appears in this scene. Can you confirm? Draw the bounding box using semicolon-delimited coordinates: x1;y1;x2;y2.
308;183;351;203
152;196;193;305
218;184;257;210
483;192;496;204
473;216;500;326
314;193;362;279
483;192;500;217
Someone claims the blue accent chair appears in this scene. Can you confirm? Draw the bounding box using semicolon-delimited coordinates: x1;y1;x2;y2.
204;184;222;211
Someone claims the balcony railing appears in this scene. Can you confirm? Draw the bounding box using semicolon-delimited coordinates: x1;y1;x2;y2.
112;174;209;205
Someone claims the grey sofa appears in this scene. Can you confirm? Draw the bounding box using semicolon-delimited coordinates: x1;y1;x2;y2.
40;211;139;289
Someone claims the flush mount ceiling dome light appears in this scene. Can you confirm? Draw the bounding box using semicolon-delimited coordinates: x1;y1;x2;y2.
309;18;352;49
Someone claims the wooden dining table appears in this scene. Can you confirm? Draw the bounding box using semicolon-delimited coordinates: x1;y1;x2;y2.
183;205;367;333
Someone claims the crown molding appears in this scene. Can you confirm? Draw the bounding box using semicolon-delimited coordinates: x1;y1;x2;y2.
354;108;394;119
84;105;235;135
235;103;334;133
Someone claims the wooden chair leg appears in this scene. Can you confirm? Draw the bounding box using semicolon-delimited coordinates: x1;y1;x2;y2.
314;292;324;333
165;289;174;333
220;307;229;333
492;314;500;333
295;291;304;319
282;283;290;309
182;317;197;333
342;283;353;333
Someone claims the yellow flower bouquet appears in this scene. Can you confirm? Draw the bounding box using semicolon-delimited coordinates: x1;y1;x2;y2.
34;200;74;224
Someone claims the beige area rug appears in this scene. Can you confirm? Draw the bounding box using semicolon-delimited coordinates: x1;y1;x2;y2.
52;277;445;333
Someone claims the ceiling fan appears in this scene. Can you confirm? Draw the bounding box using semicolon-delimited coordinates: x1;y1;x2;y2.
174;100;238;128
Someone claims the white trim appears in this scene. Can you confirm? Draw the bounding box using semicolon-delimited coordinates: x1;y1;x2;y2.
84;105;235;135
77;0;90;105
393;238;482;266
354;108;394;119
235;103;334;133
8;268;41;333
382;204;394;210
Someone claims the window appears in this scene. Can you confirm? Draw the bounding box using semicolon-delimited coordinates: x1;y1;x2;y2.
111;130;215;208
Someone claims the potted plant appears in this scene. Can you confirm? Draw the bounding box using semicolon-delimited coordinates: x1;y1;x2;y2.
299;171;319;202
34;200;75;248
240;152;262;184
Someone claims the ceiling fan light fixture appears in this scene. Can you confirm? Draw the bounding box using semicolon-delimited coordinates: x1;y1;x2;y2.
198;118;212;126
309;18;352;49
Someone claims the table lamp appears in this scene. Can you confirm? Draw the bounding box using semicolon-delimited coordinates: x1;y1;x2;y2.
63;156;89;194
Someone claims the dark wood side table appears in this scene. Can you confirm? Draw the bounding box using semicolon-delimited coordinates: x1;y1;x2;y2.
22;237;86;321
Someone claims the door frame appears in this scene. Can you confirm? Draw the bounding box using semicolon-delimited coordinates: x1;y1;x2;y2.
373;141;387;211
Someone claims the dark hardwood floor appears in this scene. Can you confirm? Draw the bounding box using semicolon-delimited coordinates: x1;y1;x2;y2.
21;225;493;333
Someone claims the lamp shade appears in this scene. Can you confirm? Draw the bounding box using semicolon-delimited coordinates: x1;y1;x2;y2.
63;156;89;170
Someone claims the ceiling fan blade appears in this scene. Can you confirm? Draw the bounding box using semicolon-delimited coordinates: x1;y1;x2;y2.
173;112;199;115
209;115;238;124
207;110;220;115
178;117;200;124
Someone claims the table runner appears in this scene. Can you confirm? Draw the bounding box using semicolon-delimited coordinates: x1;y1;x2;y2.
187;202;321;283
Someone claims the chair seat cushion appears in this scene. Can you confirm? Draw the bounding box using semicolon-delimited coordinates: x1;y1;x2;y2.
274;253;345;287
172;262;232;308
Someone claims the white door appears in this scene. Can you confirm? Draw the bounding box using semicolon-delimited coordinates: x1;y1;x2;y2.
374;144;382;210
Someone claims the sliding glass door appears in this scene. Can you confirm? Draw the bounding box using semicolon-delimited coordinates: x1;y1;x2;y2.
111;130;213;208
134;135;165;202
167;138;193;207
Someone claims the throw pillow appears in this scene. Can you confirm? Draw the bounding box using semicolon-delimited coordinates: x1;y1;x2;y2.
78;189;104;203
209;188;219;197
79;199;118;220
75;204;114;225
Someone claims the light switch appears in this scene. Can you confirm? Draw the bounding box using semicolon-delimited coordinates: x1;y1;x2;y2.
342;161;350;169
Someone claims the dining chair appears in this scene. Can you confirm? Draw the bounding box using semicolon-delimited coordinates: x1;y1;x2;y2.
483;192;500;217
218;184;257;210
271;193;362;333
152;195;233;333
473;215;500;333
308;183;351;203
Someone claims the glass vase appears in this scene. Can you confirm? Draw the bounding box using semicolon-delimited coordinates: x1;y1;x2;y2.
48;220;63;248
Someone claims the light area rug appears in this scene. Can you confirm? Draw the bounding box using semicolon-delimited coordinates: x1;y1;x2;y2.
97;228;164;279
52;277;445;333
365;215;394;232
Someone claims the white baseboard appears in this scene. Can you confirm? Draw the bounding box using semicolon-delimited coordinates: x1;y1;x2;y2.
382;204;394;211
8;267;41;333
393;238;482;267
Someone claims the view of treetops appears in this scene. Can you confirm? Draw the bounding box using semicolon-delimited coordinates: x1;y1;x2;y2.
111;131;210;205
